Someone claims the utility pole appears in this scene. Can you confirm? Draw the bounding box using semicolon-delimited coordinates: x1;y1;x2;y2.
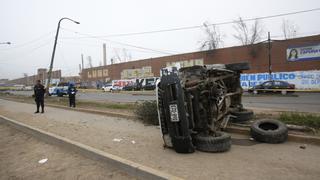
268;32;272;80
46;17;79;95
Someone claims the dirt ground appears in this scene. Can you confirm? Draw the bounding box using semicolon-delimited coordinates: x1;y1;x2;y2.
0;122;134;180
1;99;320;180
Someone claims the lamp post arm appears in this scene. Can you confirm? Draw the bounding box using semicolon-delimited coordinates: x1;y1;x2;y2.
46;18;79;95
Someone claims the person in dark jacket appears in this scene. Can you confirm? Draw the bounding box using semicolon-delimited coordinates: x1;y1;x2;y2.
34;80;45;113
68;83;77;107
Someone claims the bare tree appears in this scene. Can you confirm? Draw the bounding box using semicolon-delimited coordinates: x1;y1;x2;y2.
199;22;223;50
233;17;263;45
112;48;132;63
87;56;93;68
282;19;298;39
122;48;132;62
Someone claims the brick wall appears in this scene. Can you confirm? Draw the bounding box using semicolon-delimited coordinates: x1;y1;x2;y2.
80;35;320;82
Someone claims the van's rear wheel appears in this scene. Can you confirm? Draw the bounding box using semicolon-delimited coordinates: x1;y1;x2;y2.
230;109;253;123
193;132;231;153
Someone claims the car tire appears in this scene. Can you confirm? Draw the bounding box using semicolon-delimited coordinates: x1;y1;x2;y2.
193;132;231;153
250;119;288;143
230;109;254;123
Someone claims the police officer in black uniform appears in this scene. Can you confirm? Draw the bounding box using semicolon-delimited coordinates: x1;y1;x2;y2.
34;80;45;113
68;83;77;108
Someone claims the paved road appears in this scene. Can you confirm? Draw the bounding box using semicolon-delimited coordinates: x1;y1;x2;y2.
1;99;320;180
6;90;320;113
0;120;133;180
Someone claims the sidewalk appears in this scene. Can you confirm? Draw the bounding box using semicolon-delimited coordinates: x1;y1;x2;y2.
1;99;320;180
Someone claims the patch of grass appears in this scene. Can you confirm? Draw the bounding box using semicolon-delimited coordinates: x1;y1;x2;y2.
134;100;159;125
0;87;15;91
279;112;320;129
0;92;135;110
77;101;135;110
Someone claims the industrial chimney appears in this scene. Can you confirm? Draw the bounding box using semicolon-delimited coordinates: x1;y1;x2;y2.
103;43;107;66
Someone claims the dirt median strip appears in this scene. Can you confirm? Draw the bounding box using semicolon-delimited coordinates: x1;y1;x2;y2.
1;97;319;145
0;115;183;180
49;103;320;146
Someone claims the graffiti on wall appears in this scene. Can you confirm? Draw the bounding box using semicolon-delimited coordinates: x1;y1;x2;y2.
166;58;204;68
241;70;320;89
87;68;109;79
121;66;154;79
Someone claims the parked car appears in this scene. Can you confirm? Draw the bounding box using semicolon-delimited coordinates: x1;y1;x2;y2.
122;83;142;91
141;77;158;90
248;80;295;95
48;82;69;96
142;83;156;90
102;83;121;92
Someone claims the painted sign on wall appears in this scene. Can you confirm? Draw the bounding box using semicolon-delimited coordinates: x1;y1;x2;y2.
287;44;320;62
121;66;154;79
87;68;109;79
166;58;204;68
240;70;320;89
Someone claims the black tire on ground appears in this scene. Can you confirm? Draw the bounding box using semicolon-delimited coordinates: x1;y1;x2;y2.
193;132;231;152
230;109;254;123
250;119;288;143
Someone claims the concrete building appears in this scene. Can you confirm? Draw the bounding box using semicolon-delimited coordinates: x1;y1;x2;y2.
8;69;61;85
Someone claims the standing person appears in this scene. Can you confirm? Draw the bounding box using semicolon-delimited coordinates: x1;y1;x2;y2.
68;83;77;107
34;80;45;113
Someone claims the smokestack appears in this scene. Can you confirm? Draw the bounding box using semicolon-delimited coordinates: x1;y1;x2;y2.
81;54;84;69
79;64;82;72
103;43;107;66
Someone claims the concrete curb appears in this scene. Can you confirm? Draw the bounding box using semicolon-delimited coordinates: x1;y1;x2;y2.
225;126;320;146
0;115;183;180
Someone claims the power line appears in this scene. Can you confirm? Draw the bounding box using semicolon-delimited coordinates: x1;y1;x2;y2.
0;31;55;51
62;8;320;39
0;39;53;62
60;28;178;55
59;40;174;55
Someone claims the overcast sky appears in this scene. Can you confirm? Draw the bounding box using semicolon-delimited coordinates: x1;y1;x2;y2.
1;0;319;79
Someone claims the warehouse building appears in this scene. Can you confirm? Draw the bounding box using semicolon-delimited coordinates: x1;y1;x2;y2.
8;68;61;86
81;34;320;89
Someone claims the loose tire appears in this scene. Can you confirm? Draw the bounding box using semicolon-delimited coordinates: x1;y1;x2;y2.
250;119;288;143
193;132;231;152
230;109;254;123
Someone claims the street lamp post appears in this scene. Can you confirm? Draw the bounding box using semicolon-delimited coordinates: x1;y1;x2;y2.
46;17;79;95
